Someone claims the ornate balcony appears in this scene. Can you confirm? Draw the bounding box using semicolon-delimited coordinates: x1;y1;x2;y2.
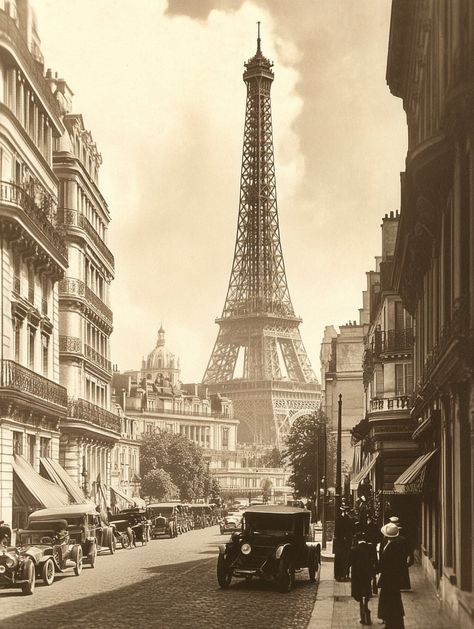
0;359;67;409
66;397;121;434
59;335;112;375
59;277;113;328
369;396;411;414
84;344;112;374
0;181;67;265
57;209;114;268
370;328;414;357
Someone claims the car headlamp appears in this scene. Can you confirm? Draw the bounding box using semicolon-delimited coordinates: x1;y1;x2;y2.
241;543;251;555
0;565;5;573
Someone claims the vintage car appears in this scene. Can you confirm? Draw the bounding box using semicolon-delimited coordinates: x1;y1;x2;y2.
108;516;134;549
115;508;150;546
147;504;178;538
220;512;242;535
0;520;82;595
190;504;212;529
217;506;321;592
28;504;115;567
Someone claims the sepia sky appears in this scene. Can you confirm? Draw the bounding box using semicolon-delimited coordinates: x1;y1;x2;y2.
35;0;407;383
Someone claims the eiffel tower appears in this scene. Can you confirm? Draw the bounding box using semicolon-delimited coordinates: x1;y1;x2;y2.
203;27;320;445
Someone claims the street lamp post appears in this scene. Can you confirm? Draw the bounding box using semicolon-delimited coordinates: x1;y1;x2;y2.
321;415;328;550
335;393;342;512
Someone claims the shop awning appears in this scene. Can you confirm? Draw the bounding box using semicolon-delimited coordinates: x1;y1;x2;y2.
108;485;135;508
132;497;146;508
40;457;87;504
350;452;380;490
13;455;69;508
394;450;438;494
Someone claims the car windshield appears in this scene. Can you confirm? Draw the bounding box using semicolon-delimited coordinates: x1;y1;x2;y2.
243;514;296;536
151;507;173;516
18;531;55;545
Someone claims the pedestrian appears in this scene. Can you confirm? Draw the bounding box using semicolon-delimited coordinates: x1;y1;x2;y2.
350;531;378;625
388;516;413;590
334;506;354;581
377;522;406;629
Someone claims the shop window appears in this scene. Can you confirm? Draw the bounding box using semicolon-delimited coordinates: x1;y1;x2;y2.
13;431;22;455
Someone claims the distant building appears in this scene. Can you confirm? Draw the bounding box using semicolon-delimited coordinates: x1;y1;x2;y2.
109;404;141;509
320;312;368;489
352;212;417;529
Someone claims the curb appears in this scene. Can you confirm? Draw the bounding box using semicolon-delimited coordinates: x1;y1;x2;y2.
307;552;335;629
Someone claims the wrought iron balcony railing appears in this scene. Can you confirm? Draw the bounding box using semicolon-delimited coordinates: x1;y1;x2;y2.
0;181;67;263
369;396;411;413
0;359;67;408
67;397;121;434
370;328;414;356
57;209;114;268
59;336;112;375
84;344;112;373
136;406;232;420
59;277;113;326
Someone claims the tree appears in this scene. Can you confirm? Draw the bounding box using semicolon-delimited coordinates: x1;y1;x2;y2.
261;446;283;468
141;468;178;501
140;431;211;501
283;410;331;498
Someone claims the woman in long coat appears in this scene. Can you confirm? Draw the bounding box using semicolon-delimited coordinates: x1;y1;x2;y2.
377;523;406;629
350;532;378;625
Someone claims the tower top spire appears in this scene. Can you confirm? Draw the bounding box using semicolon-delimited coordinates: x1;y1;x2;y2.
257;21;261;54
244;21;273;82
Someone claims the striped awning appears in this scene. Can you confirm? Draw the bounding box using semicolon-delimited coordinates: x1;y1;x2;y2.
40;457;87;504
394;450;438;494
13;455;69;508
350;452;380;490
108;485;135;507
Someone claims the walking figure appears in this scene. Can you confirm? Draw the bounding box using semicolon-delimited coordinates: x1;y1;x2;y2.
377;523;406;629
334;505;354;581
350;531;378;625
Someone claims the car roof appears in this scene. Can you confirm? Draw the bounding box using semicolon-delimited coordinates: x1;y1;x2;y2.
244;505;310;516
28;504;97;520
147;503;179;508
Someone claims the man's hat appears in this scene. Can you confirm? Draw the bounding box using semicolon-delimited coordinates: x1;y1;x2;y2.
381;523;399;538
389;516;399;524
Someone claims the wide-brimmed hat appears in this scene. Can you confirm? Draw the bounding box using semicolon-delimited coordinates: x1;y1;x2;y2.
389;516;399;524
381;523;399;538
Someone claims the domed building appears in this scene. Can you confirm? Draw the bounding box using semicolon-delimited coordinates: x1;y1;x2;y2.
141;325;180;388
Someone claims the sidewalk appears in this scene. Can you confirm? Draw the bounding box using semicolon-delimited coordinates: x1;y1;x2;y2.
308;540;454;629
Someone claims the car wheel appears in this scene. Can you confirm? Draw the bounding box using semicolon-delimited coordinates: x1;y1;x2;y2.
41;558;55;585
217;553;232;589
276;556;294;593
308;548;317;582
89;544;97;568
120;533;130;549
21;559;35;595
72;545;83;576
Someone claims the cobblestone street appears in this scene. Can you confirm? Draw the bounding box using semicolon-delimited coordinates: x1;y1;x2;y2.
0;526;318;629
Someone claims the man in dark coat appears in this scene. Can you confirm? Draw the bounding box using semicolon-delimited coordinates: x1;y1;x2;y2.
350;531;378;625
334;506;354;581
377;523;406;629
388;517;413;590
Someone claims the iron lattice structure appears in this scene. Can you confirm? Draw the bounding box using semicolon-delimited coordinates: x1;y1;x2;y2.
203;34;320;445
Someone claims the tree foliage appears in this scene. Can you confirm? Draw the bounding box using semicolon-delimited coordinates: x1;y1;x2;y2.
261;446;283;468
140;431;215;502
283;410;330;497
141;468;178;501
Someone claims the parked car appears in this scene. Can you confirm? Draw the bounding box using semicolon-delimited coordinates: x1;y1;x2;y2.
147;504;178;538
108;516;134;549
28;504;115;567
217;505;321;592
220;513;242;535
115;508;150;546
0;519;83;595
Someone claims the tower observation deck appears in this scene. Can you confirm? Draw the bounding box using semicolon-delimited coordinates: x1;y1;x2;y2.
203;28;320;445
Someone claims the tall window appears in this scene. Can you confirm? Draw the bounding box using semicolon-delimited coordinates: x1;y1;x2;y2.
28;326;35;370
41;277;48;316
395;363;414;396
13;318;21;363
395;301;404;330
13;255;21;294
41;334;49;376
40;437;51;458
13;431;23;455
27;434;35;465
375;364;384;397
222;427;229;449
27;266;34;304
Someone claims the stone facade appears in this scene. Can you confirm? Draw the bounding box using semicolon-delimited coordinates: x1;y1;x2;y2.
0;0;68;528
387;2;474;626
